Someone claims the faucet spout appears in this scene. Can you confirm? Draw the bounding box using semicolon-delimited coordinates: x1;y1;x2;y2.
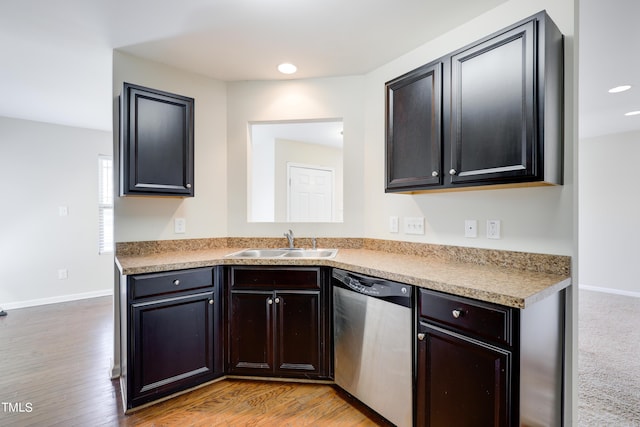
284;229;295;249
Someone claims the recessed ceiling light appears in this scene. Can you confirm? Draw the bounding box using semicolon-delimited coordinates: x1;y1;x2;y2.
608;85;632;93
277;63;297;75
624;110;640;116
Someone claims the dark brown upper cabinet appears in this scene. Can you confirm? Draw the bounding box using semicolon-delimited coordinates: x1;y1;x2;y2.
386;61;443;191
386;11;563;193
120;83;194;197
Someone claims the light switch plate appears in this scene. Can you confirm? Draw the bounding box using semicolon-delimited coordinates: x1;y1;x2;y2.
487;219;501;239
404;217;425;235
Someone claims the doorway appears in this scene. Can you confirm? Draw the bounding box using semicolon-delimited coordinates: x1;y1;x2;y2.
287;163;335;222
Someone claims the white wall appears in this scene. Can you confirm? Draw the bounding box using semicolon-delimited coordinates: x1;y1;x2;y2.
580;130;640;296
113;51;228;242
0;116;113;307
226;77;365;238
363;0;576;256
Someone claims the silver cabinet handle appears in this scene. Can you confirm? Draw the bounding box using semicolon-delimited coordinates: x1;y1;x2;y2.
452;309;462;319
267;298;273;305
209;299;214;305
186;183;192;188
449;169;457;176
173;279;180;286
418;333;425;341
432;171;439;177
274;297;281;304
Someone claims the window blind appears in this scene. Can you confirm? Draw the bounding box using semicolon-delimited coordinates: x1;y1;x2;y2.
98;155;114;254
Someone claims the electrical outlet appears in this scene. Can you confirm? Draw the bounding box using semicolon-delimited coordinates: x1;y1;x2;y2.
404;217;425;235
389;216;399;233
464;220;478;238
487;220;501;239
174;218;186;234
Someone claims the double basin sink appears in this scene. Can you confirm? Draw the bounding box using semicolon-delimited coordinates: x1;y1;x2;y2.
226;248;338;259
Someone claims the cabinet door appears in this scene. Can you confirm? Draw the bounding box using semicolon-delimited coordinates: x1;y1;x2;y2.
274;291;322;376
227;291;273;375
121;83;194;196
449;20;537;185
416;322;512;427
386;61;443;191
130;291;215;407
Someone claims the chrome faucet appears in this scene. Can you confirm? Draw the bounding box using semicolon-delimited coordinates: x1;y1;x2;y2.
284;229;295;249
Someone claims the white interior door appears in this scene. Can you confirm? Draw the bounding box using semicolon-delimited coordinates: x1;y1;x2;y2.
288;164;334;222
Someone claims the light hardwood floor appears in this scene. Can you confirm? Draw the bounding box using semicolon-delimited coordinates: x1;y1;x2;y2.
0;297;391;426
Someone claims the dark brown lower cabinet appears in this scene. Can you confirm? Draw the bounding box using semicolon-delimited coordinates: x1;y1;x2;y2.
226;266;331;379
416;288;564;427
417;323;512;426
121;267;223;410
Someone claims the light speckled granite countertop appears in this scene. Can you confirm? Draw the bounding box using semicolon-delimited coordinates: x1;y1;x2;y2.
115;238;571;309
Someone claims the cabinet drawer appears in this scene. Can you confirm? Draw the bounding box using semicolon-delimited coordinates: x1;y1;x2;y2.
419;289;513;346
130;267;214;299
230;267;320;290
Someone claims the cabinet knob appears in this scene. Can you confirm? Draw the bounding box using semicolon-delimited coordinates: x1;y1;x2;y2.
173;279;180;286
186;183;192;188
209;299;214;305
449;169;457;176
417;333;425;341
267;298;273;305
452;309;463;319
432;171;439;177
274;297;281;304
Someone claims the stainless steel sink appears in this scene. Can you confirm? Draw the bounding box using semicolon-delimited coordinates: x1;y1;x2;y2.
281;249;338;258
226;249;289;258
226;248;338;259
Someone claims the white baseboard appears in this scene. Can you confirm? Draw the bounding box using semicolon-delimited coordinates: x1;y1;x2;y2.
579;284;640;298
1;289;113;310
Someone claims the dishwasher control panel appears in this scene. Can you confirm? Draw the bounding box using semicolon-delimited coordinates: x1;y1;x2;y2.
332;269;412;307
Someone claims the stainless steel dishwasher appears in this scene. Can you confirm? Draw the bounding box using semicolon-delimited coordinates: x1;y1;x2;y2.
332;268;413;427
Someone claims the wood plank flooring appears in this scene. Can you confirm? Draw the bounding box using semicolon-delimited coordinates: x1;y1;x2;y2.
0;297;392;426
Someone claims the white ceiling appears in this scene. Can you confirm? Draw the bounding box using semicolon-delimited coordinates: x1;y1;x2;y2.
0;0;507;131
579;0;640;138
1;0;638;139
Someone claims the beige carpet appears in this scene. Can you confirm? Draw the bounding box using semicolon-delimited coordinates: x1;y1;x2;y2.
579;289;640;426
